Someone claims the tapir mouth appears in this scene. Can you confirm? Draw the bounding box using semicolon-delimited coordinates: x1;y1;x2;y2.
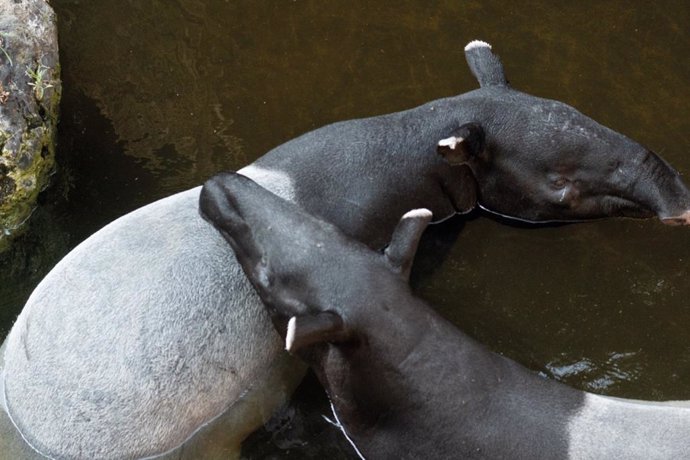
660;210;690;226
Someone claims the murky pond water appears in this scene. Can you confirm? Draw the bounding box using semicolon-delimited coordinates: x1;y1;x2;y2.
1;0;689;457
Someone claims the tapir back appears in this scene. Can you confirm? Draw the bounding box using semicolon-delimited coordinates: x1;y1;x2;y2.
2;184;300;459
252;100;478;248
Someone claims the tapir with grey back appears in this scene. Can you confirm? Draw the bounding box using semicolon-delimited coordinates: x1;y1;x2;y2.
201;171;690;460
2;41;689;459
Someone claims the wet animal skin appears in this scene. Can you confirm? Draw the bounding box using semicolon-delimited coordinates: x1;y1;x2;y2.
201;171;690;460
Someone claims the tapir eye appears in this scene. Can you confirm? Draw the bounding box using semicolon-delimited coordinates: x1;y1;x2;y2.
552;177;569;189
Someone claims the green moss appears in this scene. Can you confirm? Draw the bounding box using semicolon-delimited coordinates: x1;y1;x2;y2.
0;122;57;248
0;5;61;252
0;51;61;249
0;126;7;141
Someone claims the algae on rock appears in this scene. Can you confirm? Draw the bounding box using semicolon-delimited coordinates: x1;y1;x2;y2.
0;0;61;251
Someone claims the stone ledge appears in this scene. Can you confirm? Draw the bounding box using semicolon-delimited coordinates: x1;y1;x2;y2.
0;0;61;251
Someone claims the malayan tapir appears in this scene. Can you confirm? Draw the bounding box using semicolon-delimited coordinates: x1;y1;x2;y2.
201;171;690;460
2;41;689;459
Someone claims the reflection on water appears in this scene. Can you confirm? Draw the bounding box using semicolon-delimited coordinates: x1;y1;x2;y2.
414;215;690;400
0;0;689;457
545;351;643;393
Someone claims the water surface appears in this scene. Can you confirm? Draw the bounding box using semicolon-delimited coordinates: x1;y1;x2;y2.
1;1;689;457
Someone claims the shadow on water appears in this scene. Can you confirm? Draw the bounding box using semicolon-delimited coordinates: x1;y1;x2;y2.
1;0;689;457
0;85;158;337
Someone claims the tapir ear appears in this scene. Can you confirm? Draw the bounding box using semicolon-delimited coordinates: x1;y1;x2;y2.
285;312;352;353
464;40;508;88
384;209;433;280
437;122;485;165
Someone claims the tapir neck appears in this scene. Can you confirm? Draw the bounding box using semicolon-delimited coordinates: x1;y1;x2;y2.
247;96;480;249
313;291;586;459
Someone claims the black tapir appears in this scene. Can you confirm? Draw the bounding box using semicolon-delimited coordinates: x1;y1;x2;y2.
201;171;690;460
2;41;689;459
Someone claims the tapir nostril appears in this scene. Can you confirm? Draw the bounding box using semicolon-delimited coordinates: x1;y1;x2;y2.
660;210;690;226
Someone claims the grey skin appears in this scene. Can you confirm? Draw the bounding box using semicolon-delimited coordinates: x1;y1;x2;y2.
201;172;690;460
2;41;690;460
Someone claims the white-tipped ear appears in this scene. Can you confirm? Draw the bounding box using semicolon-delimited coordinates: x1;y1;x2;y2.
285;316;298;352
437;123;485;165
464;39;508;88
384;208;433;280
285;312;350;353
402;208;434;220
465;40;492;51
438;135;463;150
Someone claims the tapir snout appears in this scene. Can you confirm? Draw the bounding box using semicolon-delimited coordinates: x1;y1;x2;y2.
439;41;690;226
662;210;690;225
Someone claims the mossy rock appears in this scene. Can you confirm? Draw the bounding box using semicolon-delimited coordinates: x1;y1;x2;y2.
0;0;61;252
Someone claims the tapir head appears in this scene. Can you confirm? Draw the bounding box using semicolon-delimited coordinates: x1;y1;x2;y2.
441;41;690;225
199;172;427;351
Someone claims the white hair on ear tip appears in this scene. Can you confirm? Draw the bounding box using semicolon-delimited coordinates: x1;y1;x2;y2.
402;208;433;220
285;316;297;352
438;135;463;149
464;40;492;51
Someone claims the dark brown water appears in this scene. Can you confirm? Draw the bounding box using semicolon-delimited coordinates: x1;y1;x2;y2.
1;0;689;457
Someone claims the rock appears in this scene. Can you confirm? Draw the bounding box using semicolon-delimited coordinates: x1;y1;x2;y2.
0;0;61;251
